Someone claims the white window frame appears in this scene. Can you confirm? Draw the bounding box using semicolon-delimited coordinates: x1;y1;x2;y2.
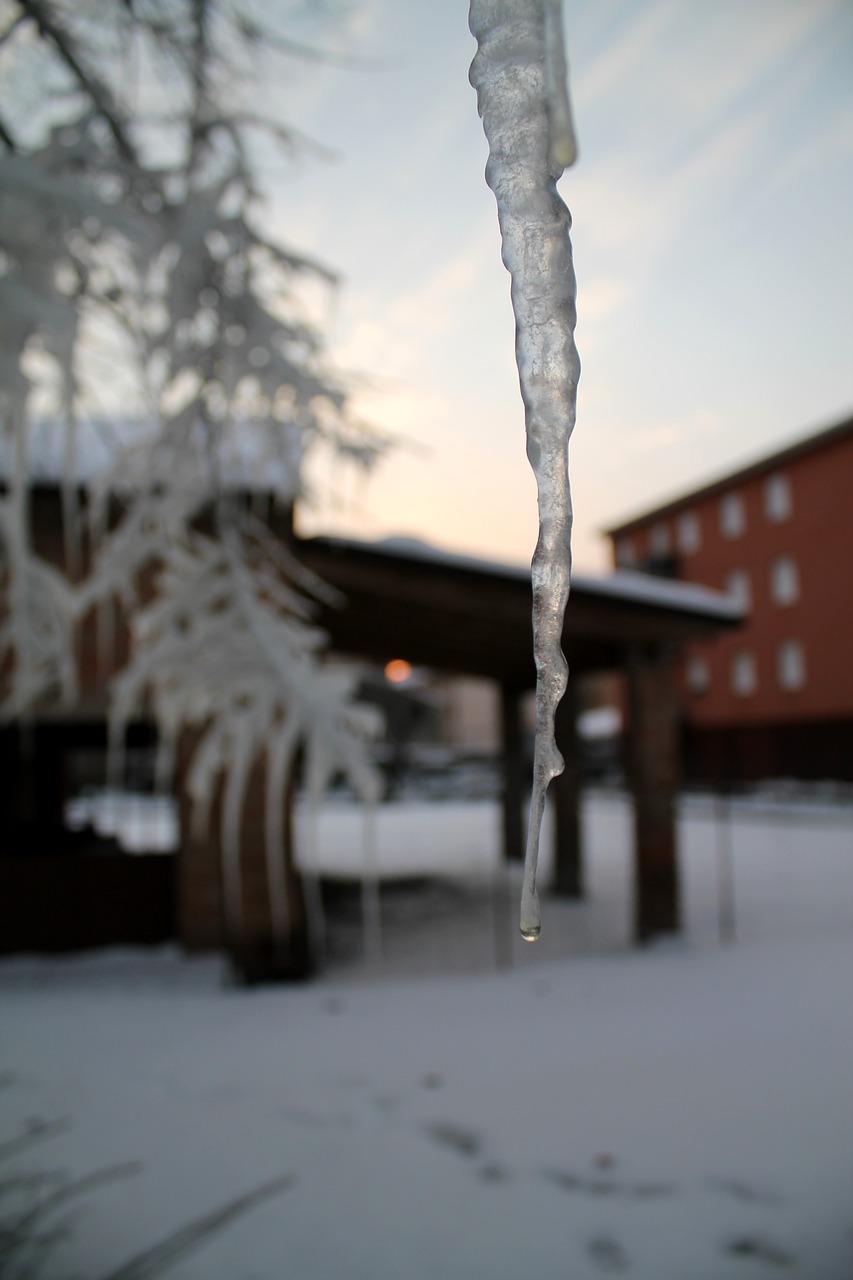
770;555;799;606
731;649;757;697
720;491;745;539
649;522;671;557
677;511;701;554
764;472;792;523
615;536;635;567
686;655;710;694
777;640;806;690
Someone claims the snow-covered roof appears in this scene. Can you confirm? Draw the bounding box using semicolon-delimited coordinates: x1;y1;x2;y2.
333;534;746;623
1;417;301;492
7;422;743;625
1;417;152;483
573;567;745;621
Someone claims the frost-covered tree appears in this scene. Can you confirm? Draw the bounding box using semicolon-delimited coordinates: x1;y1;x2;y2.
0;1;384;967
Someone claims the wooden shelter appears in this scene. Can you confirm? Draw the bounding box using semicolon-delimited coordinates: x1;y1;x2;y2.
0;490;743;964
292;534;743;942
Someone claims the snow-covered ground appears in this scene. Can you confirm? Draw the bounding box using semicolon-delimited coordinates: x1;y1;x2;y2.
2;793;852;1279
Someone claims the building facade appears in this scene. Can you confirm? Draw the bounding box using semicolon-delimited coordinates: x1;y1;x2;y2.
606;415;853;782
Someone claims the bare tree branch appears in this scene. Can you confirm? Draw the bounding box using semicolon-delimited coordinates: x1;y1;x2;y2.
15;0;138;164
0;114;17;150
0;10;27;47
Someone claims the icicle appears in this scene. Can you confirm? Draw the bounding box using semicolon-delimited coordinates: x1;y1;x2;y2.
543;0;578;175
469;0;580;940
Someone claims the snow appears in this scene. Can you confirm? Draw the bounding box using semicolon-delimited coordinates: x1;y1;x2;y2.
2;793;852;1279
66;789;178;854
578;705;621;740
579;568;746;621
313;532;743;621
0;417;304;495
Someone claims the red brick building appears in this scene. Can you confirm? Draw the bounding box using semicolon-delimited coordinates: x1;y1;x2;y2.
606;415;853;783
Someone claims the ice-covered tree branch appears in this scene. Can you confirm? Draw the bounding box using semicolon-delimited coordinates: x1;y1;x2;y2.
15;0;138;163
0;0;387;968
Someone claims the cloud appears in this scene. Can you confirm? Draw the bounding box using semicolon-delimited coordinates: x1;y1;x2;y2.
568;0;847;270
568;97;774;327
619;409;719;458
573;276;632;359
334;231;495;379
577;276;632;323
574;0;679;111
649;1;839;122
767;108;853;192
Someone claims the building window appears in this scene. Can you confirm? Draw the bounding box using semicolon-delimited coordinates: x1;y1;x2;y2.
677;511;701;554
764;472;792;523
770;555;799;605
731;650;757;697
720;491;745;539
725;568;751;609
686;655;710;694
778;640;806;690
649;522;670;557
615;537;635;567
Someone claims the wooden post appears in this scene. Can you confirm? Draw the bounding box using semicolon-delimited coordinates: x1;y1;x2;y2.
231;758;312;983
552;679;583;897
176;735;312;981
500;683;525;863
626;643;680;941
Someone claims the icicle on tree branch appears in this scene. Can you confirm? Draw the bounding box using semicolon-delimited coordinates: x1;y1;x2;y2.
0;1;386;959
469;0;580;940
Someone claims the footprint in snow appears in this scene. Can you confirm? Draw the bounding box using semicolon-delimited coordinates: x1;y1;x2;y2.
724;1235;795;1268
542;1168;675;1199
708;1176;785;1207
424;1121;482;1158
586;1234;631;1273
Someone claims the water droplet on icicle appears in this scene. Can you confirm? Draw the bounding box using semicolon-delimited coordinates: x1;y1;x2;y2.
520;918;541;943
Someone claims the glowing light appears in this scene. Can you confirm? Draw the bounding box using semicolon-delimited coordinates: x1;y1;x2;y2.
384;659;413;684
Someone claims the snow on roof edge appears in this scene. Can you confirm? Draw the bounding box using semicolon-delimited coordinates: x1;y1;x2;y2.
306;534;746;622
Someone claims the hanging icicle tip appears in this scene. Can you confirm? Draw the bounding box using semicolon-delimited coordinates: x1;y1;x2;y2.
543;0;578;176
469;0;581;941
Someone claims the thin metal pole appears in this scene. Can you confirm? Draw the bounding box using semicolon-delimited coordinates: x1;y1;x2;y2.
715;788;736;944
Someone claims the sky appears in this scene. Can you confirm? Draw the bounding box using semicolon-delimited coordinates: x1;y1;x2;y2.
261;0;853;572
